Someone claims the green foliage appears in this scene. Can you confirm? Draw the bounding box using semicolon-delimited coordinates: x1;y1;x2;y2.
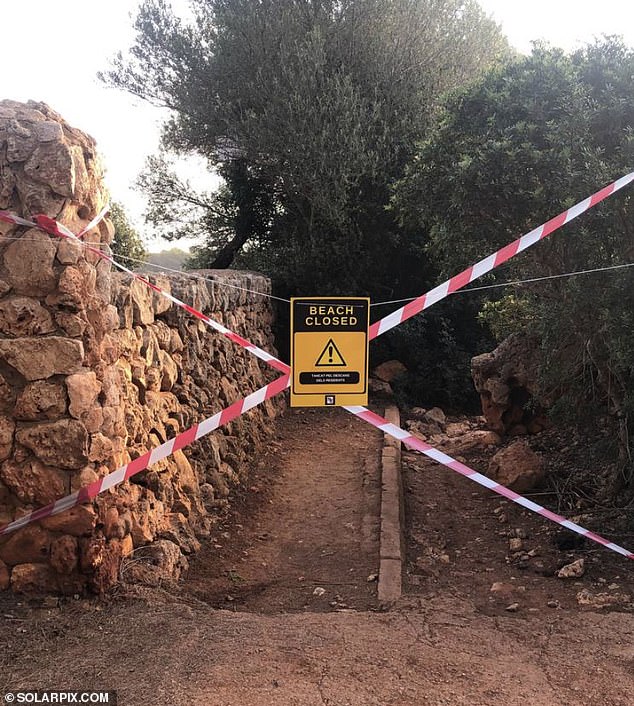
103;0;508;296
109;202;147;264
478;295;536;342
394;37;634;494
373;296;494;411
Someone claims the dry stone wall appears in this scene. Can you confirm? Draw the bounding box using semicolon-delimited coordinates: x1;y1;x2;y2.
0;100;282;594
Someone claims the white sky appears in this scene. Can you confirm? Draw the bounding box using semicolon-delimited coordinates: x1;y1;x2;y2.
3;0;634;250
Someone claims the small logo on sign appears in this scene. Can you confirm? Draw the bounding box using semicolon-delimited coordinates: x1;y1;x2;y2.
315;338;346;367
325;395;336;405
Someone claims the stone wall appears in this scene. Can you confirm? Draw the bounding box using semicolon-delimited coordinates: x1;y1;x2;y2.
0;101;282;594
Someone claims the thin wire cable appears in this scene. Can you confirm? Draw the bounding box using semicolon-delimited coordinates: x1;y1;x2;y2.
0;234;291;304
4;233;634;307
370;261;634;307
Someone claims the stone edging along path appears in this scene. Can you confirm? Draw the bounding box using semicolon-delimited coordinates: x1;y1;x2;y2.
378;404;404;604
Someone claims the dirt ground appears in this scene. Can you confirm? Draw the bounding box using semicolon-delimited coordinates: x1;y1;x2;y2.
2;407;634;706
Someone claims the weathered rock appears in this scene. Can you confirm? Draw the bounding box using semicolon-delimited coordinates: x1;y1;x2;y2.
0;416;14;460
24;137;74;197
0;458;66;505
368;378;393;397
88;433;113;463
557;558;585;579
54;311;87;337
424;407;446;426
52;263;96;309
122;539;188;587
10;563;57;594
130;278;155;325
159;513;201;554
66;371;101;420
103;507;126;540
0;524;50;565
41;505;97;536
159;349;178;391
14;381;67;421
471;334;549;435
16;419;88;469
56;238;83;265
509;538;523;552
0;296;55;336
445;421;471;438
576;588;631;608
452;429;502;452
373;360;407;383
3;230;57;295
488;441;544;493
0;337;84;380
50;535;79;574
0;373;12;412
0;559;9;590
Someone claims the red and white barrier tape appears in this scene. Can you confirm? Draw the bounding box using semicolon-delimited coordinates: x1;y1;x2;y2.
346;406;634;559
369;171;634;339
0;374;290;536
2;175;634;562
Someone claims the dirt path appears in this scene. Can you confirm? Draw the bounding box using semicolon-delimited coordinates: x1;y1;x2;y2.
182;407;382;612
2;408;634;705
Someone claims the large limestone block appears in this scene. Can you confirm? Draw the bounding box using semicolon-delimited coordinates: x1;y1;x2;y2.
41;505;97;536
10;563;57;594
16;419;89;469
0;524;50;565
0;297;55;336
0;458;67;505
66;371;101;420
130;278;155;325
24;139;74;197
488;440;545;493
122;539;188;587
3;230;57;295
14;381;67;421
0;337;84;380
472;334;546;435
50;535;79;574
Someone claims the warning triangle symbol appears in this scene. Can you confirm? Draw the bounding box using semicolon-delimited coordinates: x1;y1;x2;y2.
315;338;347;367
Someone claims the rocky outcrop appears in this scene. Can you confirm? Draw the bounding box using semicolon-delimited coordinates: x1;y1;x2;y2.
0;101;282;595
471;334;551;436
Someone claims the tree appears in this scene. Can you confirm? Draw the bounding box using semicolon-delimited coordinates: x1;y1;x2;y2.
103;0;508;298
109;202;148;265
394;38;634;496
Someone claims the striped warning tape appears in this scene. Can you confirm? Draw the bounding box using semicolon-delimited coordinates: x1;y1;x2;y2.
369;171;634;339
0;374;291;536
2;174;634;561
347;406;634;559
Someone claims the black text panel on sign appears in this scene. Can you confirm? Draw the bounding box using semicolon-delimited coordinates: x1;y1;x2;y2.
290;297;370;408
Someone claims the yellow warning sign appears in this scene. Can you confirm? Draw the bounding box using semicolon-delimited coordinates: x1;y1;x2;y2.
290;297;370;407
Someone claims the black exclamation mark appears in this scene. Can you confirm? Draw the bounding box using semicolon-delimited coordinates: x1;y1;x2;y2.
328;345;333;363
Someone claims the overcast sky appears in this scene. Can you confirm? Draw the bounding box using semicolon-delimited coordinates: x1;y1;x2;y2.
3;0;634;249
